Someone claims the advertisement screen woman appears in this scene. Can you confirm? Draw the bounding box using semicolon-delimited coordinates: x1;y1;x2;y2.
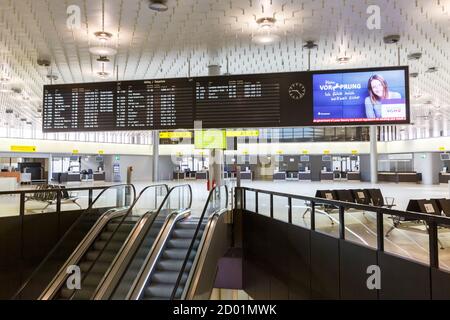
365;74;402;118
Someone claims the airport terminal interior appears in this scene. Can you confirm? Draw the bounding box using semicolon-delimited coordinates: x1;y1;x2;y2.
1;0;450;301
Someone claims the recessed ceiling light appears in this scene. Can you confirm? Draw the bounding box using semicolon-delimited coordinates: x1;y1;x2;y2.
426;67;438;73
407;52;422;60
0;76;11;83
409;72;419;78
46;74;59;81
253;17;279;45
148;0;168;12
256;17;276;30
337;56;351;64
252;33;280;45
383;35;401;44
89;46;118;56
94;31;113;41
97;71;110;79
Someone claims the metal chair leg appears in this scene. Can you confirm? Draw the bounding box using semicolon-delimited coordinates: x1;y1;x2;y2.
385;225;396;237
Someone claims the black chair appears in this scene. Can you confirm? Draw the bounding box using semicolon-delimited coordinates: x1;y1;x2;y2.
302;190;337;224
336;190;355;203
352;189;371;205
366;189;396;209
434;199;450;217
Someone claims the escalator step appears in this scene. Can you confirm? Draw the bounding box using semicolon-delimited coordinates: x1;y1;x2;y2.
167;239;200;249
163;248;197;260
93;240;125;251
80;261;110;273
85;250;117;262
172;229;197;239
156;259;192;272
143;284;183;299
152;271;189;284
99;231;130;241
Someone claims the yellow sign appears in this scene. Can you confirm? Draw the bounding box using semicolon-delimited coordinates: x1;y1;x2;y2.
242;150;249;155
98;150;105;155
10;145;36;152
226;130;260;138
276;150;284;155
160;131;192;139
302;150;309;155
351;150;358;155
439;147;446;152
324;150;331;155
72;150;79;155
176;152;183;157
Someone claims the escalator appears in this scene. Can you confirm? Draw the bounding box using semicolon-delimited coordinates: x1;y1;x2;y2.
12;184;137;300
93;185;193;300
38;184;170;300
97;185;230;300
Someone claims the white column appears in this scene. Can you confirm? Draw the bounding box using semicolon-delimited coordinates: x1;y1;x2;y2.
152;130;159;182
370;126;378;184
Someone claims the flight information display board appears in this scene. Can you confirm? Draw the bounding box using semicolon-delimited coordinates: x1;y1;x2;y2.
43;78;194;132
42;66;409;132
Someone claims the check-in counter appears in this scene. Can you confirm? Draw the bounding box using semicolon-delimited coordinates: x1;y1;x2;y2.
240;171;253;180
440;173;450;183
173;172;185;180
185;171;197;180
378;172;422;183
286;171;299;180
94;172;106;181
321;172;334;181
273;172;286;181
347;172;361;181
196;171;208;180
52;172;69;183
299;172;312;181
0;172;21;183
68;173;82;182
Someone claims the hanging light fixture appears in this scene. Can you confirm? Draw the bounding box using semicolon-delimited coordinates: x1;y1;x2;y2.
252;17;280;45
89;1;117;57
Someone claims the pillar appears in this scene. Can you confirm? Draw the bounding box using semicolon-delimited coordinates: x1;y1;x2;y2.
152;130;159;182
370;126;378;184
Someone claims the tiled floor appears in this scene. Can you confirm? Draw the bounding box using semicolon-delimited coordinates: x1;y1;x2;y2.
1;179;450;270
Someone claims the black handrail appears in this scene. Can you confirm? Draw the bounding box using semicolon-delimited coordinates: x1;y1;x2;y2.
239;187;450;226
237;187;450;269
11;184;136;300
66;184;169;300
170;185;228;300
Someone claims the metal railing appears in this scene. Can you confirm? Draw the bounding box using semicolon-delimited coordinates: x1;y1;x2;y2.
235;187;450;270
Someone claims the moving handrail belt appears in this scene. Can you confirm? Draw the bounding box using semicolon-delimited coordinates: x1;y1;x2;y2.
11;184;137;300
40;184;165;300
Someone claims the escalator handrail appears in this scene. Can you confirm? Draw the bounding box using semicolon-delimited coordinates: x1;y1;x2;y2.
63;184;169;300
96;184;192;300
11;184;136;300
170;185;228;300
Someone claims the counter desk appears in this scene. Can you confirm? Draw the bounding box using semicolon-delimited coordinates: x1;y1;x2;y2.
378;172;422;183
440;173;450;184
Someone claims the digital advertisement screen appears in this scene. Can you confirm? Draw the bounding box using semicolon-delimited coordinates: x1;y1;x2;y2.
313;68;408;124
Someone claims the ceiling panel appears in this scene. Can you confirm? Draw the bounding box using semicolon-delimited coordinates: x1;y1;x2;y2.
0;0;449;135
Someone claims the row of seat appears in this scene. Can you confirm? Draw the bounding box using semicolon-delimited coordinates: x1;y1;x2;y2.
25;184;82;211
406;199;450;218
314;188;395;209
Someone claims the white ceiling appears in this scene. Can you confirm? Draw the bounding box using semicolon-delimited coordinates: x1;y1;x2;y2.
0;0;450;135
